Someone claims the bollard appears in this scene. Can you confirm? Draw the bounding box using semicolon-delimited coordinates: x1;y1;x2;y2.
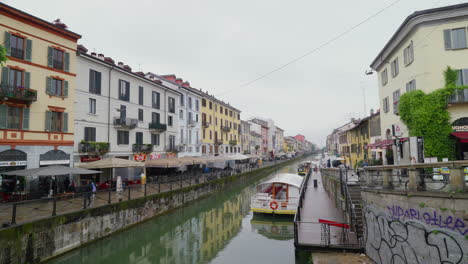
108;188;112;204
144;184;147;196
52;197;57;216
11;203;17;225
158;181;161;193
313;179;318;188
128;186;131;200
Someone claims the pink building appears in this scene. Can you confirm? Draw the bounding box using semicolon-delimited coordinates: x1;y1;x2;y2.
294;134;305;142
261;126;269;153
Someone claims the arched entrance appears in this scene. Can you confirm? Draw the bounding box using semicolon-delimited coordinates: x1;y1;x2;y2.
451;118;468;160
0;149;27;201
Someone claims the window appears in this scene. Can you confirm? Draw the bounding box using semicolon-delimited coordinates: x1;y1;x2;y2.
84;127;96;142
209;101;212;110
215;117;218;125
52;78;63;96
189;97;192;109
89;98;96;114
180;94;184;106
8;68;23;87
51;48;64;70
10;34;24;60
152;91;161;109
403;41;414;66
138;86;144;105
168;115;173;126
210;130;212;140
119;105;126;120
456;69;468;86
202;98;206;107
406;79;416;92
237;113;240;120
119;80;130;101
138;109;143;121
169;135;176;150
180;110;184;119
390;58;399;77
215;104;217;112
152;112;160;124
47;47;69;71
383;97;389;113
151;134;160;145
225;109;228;115
195;100;199;111
229;110;232;117
188;112;193;122
45;77;68;97
181;128;184;144
189;130;192;144
381;69;388;86
136;132;143;145
196;114;199;122
117;130;129;145
220;106;223;113
45;111;68;132
89;70;101;94
203;129;206;139
444;28;468;50
393;89;400;103
0;106;27;130
168;97;175;113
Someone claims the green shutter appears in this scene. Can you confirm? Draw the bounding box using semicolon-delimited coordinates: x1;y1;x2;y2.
22;107;29;130
63;112;68;132
64;52;70;72
24;72;30;89
47;47;53;67
25;39;32;61
4;32;11;56
45;111;52;131
1;67;9;85
46;77;52;95
64;80;68;97
0;104;7;129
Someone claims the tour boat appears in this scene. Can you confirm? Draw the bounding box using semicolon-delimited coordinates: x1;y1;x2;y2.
250;214;294;240
297;161;312;176
250;173;304;215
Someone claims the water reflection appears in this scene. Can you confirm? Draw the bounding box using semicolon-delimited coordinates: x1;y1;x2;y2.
250;214;294;241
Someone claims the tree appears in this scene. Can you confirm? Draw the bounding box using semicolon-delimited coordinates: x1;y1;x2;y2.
255;145;260;155
0;45;7;66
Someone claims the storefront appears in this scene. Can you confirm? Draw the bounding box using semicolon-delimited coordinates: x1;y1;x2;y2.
0;149;28;201
37;150;72;196
451;118;468;160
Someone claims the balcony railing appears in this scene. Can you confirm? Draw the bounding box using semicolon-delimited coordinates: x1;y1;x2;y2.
166;145;181;153
229;140;238;146
393;101;399;115
113;117;138;129
149;122;167;132
132;144;153;153
202;121;210;128
0;85;37;103
188;119;196;127
448;89;468;104
215;139;224;145
221;126;231;133
10;47;24;59
79;141;110;154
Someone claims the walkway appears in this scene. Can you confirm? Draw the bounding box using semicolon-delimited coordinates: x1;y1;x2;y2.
295;170;360;249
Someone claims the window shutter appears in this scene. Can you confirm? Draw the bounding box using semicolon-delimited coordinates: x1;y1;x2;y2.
25;39;32;61
45;111;52;131
24;72;30;89
89;70;95;93
64;81;69;97
463;69;468;85
46;77;53;95
22;107;30;130
47;47;53;67
456;70;463;86
0;104;7;129
403;48;408;65
64;52;70;72
4;32;11;55
96;72;101;94
63;112;69;132
1;67;9;85
444;29;452;50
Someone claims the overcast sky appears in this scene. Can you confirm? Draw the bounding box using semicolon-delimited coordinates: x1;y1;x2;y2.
2;0;464;146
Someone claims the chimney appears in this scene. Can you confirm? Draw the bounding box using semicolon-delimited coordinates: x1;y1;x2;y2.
118;62;124;68
370;108;374;115
104;57;115;64
123;65;132;71
98;54;104;60
91;52;97;57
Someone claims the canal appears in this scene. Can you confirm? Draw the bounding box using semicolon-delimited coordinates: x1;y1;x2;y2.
49;158;309;264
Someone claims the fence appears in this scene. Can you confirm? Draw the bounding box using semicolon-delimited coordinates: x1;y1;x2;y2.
0;159;285;228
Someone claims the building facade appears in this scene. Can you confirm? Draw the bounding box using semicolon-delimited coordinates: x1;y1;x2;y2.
370;3;468;163
240;120;251;154
250;131;262;155
0;2;80;184
275;126;284;153
74;49;180;168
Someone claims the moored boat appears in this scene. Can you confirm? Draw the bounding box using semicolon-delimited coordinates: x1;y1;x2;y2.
250;173;304;215
297;161;312;176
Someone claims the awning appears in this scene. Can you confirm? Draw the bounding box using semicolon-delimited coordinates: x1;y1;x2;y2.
365;139;394;149
3;165;102;177
451;132;468;143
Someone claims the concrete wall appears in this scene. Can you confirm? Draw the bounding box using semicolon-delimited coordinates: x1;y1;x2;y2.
362;189;468;263
0;158;300;264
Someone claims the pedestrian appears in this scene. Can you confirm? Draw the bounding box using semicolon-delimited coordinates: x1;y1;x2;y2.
86;180;93;206
64;177;70;193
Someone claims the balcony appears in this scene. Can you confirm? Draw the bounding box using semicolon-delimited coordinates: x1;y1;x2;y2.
149;122;167;132
188;119;196;127
132;144;153;153
229;140;238;146
10;47;24;60
448;89;468;104
215;139;224;145
114;117;138;129
79;141;110;154
202;121;210;128
0;84;37;103
166;145;181;153
393;101;399;115
221;126;231;133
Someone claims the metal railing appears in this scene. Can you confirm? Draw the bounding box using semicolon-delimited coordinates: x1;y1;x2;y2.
342;169;360;240
0;84;38;102
293;167;311;246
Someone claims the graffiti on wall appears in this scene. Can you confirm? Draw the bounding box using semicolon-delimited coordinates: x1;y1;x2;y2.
365;206;468;264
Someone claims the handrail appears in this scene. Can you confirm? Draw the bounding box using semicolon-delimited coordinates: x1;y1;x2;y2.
341;169;360;241
293;168;312;246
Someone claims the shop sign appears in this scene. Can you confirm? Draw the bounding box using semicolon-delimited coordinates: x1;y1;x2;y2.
0;161;27;167
39;160;70;166
134;153;147;162
392;124;403;137
81;157;101;162
149;152;161;160
452;125;468;132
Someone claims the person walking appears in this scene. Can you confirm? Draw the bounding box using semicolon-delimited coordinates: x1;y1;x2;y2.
86;180;93;206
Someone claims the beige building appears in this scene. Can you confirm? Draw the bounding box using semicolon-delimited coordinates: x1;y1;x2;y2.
240;120;251;154
0;2;80;185
371;3;468;163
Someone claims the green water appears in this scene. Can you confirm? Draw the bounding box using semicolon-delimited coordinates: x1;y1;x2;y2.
49;159;306;264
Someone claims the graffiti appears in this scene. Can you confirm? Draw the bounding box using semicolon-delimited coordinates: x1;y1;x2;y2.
387;205;468;236
365;206;468;264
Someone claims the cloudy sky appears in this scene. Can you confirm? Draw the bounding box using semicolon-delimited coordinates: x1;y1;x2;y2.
2;0;464;146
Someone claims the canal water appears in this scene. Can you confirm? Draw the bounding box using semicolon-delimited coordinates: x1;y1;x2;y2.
49;158;309;264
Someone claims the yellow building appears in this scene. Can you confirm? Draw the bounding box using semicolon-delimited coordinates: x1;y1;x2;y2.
199;93;241;155
0;3;80;178
349;118;371;168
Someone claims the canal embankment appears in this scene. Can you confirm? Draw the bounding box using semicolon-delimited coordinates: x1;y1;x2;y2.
0;156;305;264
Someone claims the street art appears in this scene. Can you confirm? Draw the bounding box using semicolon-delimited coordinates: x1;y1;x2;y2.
386;205;468;236
364;206;468;264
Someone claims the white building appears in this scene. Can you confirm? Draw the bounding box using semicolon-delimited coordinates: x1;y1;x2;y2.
74;48;180;175
146;74;202;157
275;126;285;153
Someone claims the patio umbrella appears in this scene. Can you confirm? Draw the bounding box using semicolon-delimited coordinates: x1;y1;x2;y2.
3;165;102;176
224;153;250;161
77;157;144;169
178;156;207;165
145;158;183;168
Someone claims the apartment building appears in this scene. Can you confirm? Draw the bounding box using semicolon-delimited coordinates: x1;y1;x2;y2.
74;48;180;166
0;3;80;179
371;3;468;163
275;126;284;154
240;120;251;154
249;118;269;156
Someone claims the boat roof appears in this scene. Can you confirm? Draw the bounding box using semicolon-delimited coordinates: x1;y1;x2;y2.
259;173;304;188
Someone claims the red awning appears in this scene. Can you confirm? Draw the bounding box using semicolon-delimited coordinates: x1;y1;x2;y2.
451;132;468;143
365;139;394;149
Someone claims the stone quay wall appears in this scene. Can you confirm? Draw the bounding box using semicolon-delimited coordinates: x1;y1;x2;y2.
0;157;301;264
